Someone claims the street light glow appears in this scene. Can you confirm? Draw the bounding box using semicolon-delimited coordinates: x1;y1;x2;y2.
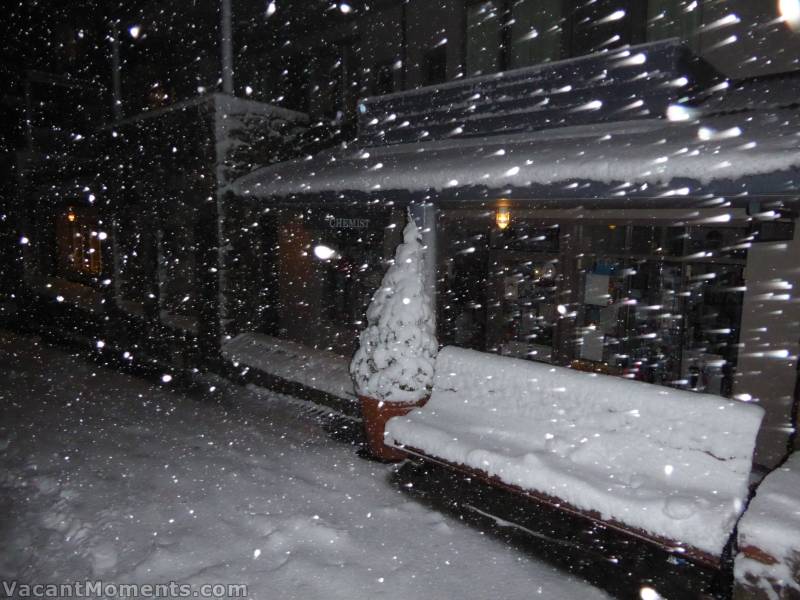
780;0;800;30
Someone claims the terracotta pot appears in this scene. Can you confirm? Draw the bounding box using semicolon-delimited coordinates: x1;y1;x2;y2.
359;395;428;461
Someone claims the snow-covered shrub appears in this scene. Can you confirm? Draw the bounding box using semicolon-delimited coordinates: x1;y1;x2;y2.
350;213;437;402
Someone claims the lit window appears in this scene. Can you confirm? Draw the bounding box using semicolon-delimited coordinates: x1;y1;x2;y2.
55;207;103;277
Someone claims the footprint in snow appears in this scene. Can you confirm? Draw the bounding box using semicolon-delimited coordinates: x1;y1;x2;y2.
88;541;119;575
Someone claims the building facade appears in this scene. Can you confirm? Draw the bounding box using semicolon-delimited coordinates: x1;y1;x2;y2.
235;40;800;469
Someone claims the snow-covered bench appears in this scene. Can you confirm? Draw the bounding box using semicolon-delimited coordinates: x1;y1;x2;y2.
734;451;800;598
386;346;765;568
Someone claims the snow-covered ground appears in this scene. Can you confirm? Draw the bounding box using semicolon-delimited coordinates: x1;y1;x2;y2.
0;331;609;600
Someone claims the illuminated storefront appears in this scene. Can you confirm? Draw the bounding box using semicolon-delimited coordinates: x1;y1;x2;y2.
236;40;800;467
439;210;781;400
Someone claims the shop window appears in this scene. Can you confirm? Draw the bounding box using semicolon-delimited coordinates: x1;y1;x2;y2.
647;0;702;50
272;210;392;356
509;0;563;68
440;212;754;399
55;206;104;280
492;258;559;362
583;223;627;255
322;236;383;327
466;0;503;76
442;230;490;350
572;223;747;396
486;225;562;363
423;45;448;86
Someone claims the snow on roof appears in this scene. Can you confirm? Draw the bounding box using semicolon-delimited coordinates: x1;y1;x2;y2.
103;93;307;129
233;107;800;202
214;93;309;123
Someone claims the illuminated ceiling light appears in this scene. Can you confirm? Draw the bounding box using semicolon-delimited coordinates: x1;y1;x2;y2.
128;25;141;39
780;0;800;30
313;244;337;260
495;206;511;230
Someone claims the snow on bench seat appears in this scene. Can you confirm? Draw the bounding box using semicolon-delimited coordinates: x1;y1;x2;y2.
221;332;357;403
735;451;800;595
386;346;764;559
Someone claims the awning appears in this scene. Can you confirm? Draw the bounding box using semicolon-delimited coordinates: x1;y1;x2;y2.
233;108;800;206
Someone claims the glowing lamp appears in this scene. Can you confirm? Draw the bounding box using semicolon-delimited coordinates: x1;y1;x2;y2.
67;211;76;223
780;0;800;30
495;206;511;230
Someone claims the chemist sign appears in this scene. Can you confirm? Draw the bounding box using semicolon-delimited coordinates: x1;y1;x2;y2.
324;215;371;230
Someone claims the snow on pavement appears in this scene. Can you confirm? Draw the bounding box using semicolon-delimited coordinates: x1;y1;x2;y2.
0;332;609;600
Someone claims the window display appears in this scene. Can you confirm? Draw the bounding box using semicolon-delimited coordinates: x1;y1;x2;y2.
443;213;750;396
573;224;747;395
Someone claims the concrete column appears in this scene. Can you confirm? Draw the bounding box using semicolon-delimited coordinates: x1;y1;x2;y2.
734;223;800;468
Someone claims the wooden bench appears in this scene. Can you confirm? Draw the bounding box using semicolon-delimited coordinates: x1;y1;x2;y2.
385;347;764;591
734;451;800;598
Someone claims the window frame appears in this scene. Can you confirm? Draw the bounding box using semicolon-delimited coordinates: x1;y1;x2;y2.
464;0;510;76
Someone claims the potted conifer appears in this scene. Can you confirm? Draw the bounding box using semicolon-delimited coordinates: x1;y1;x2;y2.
350;213;438;461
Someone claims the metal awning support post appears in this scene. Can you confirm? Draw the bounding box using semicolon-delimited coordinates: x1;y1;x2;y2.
409;202;437;329
220;0;234;95
109;21;122;120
